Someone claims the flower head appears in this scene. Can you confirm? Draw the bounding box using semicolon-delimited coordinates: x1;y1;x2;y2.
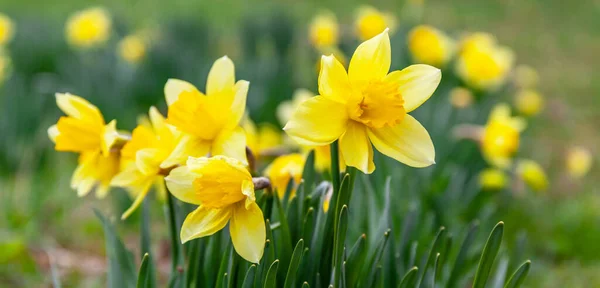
112;107;178;219
408;25;455;68
354;6;396;41
481;104;526;168
163;56;249;167
0;13;15;46
309;11;339;49
455;33;514;91
479;168;507;191
118;34;146;64
65;7;111;48
264;154;305;198
165;156;265;263
71;151;120;198
566;146;593;179
284;29;440;174
517;159;548;192
514;89;543;117
449;87;473;109
243;117;282;159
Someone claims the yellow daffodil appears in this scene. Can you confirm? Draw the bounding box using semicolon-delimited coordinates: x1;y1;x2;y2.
309;11;339;49
65;7;111;49
0;13;15;46
165;156;265;263
514;65;539;88
243;117;282;159
111;107;178;219
514;89;543;117
314;47;348;77
284;30;440;174
566;146;593;179
48;93;127;198
118;34;146;64
354;6;396;41
449;87;473;109
456;33;514;91
162;56;249;167
479;168;507;191
481;104;526;168
517;159;549;192
264;154;305;198
408;25;455;68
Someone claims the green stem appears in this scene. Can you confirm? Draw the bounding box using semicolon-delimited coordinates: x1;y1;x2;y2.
330;140;341;194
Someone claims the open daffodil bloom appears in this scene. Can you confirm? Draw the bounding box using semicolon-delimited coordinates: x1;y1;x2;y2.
481;104;526;168
165;156;265;263
162;56;249;167
284;29;440;174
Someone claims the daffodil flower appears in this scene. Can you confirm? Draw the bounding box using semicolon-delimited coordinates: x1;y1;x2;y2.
162;56;249;167
517;159;549;192
264;154;305;198
309;11;339;49
481;104;526;168
111;107;178;219
48;93;127;197
0;13;15;46
478;168;507;191
242;117;282;159
284;29;440;174
566;146;592;179
354;6;396;41
165;156;266;263
65;7;111;48
407;25;455;68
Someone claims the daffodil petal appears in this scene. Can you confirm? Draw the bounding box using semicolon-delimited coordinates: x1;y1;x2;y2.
228;80;249;129
120;180;153;220
180;205;232;243
230;202;265;263
148;106;166;131
283;96;348;146
55;93;104;124
48;125;59;143
164;78;198;106
160;134;211;169
206;56;235;95
241;180;255;209
367;115;435;167
339;121;375;174
385;64;441;112
318;55;353;104
165;166;202;205
348;29;391;88
212;126;247;163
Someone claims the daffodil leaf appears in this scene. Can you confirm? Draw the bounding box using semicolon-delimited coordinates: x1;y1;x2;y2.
432;253;441;287
372;265;384;288
504;260;531;288
332;205;348;287
186;239;205;288
447;220;480;287
301;208;315;248
287;196;300;241
473;222;504;288
274;190;293;278
140;199;156;288
284;239;305;288
362;229;391;287
346;234;367;287
241;264;257;288
397;267;419;288
136;253;150;288
282;178;295;209
301;282;310;288
215;242;232;288
204;232;223;287
418;226;447;288
164;194;184;288
301;150;316;195
264;260;280;288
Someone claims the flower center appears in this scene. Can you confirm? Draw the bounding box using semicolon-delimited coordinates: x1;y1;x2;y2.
350;80;406;128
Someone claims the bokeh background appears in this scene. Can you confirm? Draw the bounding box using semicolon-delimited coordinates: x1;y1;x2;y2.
1;0;599;287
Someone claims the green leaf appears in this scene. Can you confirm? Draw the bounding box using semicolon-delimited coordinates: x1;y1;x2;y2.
94;209;136;288
329;140;341;195
332;205;348;287
447;220;479;287
284;239;305;288
397;267;419;288
241;264;257;288
419;227;447;288
301;150;316;195
164;194;184;287
287;195;300;241
140;199;156;288
137;253;151;288
264;260;280;288
362;229;391;287
373;265;384;288
282;177;295;209
215;242;233;288
346;233;367;287
504;260;531;288
473;222;505;288
432;253;441;287
186;239;205;288
301;208;315;246
273;191;293;278
301;282;310;288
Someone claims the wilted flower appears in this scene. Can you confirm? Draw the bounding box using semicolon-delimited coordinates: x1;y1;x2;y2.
455;33;514;91
309;11;339;49
165;156;265;263
514;65;539;88
118;34;146;64
65;7;111;48
264;154;305;198
243;117;282;159
407;25;455;68
566;146;593;179
479;168;507;191
284;30;440;174
111;107;178;219
514;89;543;117
354;6;396;41
162;56;249;166
517;159;548;192
481;104;526;168
449;87;473;109
48;93;127;197
0;13;15;46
